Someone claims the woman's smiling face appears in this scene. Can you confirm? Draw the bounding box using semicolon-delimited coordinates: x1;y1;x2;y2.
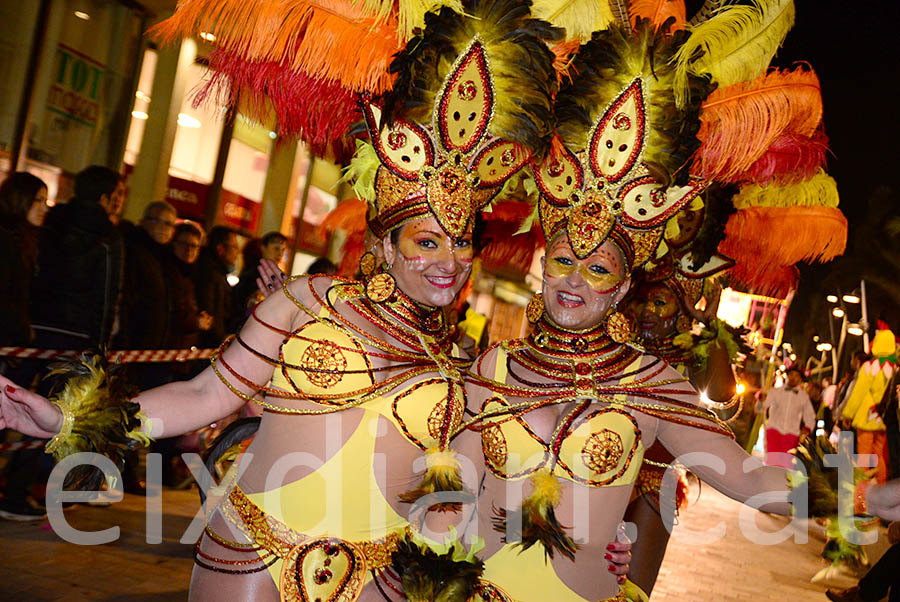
383;216;474;308
541;233;631;331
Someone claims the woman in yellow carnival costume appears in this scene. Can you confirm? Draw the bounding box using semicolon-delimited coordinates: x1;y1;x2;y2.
407;1;858;600
0;1;602;599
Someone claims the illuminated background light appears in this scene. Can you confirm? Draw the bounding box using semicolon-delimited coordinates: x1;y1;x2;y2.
177;113;202;128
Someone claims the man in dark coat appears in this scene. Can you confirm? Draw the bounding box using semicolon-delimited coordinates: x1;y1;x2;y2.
117;201;178;351
30;166;124;351
194;225;240;348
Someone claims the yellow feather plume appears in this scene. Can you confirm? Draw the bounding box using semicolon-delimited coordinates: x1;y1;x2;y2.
529;468;562;505
673;0;796;107
340;140;380;204
531;0;613;40
693;67;822;181
629;0;686;32
357;0;465;41
732;169;839;210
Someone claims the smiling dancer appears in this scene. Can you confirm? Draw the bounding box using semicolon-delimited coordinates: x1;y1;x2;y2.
0;1;573;599
394;1;850;600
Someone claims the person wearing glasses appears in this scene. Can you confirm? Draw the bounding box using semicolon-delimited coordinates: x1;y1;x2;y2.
118;201;179;358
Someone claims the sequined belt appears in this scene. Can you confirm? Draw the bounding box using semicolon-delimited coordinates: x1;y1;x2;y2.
226;484;407;569
208;484;409;601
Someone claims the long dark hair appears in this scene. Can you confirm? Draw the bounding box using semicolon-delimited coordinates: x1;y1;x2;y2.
0;171;46;222
0;171;46;268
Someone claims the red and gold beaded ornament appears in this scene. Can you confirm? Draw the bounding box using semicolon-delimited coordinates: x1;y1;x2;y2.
360;0;560;243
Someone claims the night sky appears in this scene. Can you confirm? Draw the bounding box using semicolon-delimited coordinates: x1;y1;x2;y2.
684;0;900;361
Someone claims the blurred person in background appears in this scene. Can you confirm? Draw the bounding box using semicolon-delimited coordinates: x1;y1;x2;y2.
232;231;289;328
194;225;240;349
168;222;213;353
30;165;124;352
117;201;178;356
0;172;48;349
757;367;815;468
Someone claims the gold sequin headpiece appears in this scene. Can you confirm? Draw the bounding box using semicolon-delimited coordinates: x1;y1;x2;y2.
535;20;714;269
363;0;560;240
535;76;706;269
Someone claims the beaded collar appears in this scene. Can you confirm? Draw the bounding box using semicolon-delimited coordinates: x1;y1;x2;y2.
329;277;456;361
527;315;619;357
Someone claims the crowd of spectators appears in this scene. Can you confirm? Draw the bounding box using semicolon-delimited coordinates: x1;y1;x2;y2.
0;166;290;517
0;166;289;360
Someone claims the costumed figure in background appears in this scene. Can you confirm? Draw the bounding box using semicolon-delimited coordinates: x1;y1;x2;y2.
395;1;854;600
843;324;898;485
620;198;744;595
0;1;587;599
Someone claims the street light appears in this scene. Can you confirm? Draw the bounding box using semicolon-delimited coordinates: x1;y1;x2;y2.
813;335;820;342
818;342;833;351
843;293;861;304
826;294;839;303
832;307;845;318
848;324;864;336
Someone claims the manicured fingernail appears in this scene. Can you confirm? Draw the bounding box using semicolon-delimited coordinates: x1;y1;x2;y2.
607;564;615;572
606;544;615;550
5;385;14;394
604;553;613;561
270;274;277;281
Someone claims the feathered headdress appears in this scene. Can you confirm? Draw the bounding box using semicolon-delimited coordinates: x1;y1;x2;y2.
361;0;561;240
533;18;712;269
538;0;846;297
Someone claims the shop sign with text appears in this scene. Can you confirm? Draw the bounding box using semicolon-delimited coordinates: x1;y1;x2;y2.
47;45;104;127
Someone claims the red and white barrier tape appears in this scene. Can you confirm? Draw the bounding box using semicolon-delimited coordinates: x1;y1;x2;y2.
0;347;215;363
0;439;46;452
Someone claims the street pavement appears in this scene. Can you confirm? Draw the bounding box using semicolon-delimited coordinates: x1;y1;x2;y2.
0;484;890;601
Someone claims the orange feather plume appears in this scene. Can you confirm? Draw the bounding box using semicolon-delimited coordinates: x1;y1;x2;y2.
550;40;581;85
719;205;847;273
693;67;823;181
316;199;369;278
727;261;798;298
629;0;686;31
151;0;401;95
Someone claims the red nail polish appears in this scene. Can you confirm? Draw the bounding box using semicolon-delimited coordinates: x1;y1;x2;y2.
604;553;612;561
607;564;615;572
5;385;14;394
606;544;615;550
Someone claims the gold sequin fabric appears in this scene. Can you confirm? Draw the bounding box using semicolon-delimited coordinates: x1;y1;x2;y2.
299;341;348;388
582;429;625;474
227;484;406;571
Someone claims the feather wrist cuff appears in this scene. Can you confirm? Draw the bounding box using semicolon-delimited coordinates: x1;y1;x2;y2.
42;354;151;489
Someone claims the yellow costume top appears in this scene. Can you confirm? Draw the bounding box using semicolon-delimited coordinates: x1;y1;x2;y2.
458;316;728;602
479;345;645;488
203;277;468;598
